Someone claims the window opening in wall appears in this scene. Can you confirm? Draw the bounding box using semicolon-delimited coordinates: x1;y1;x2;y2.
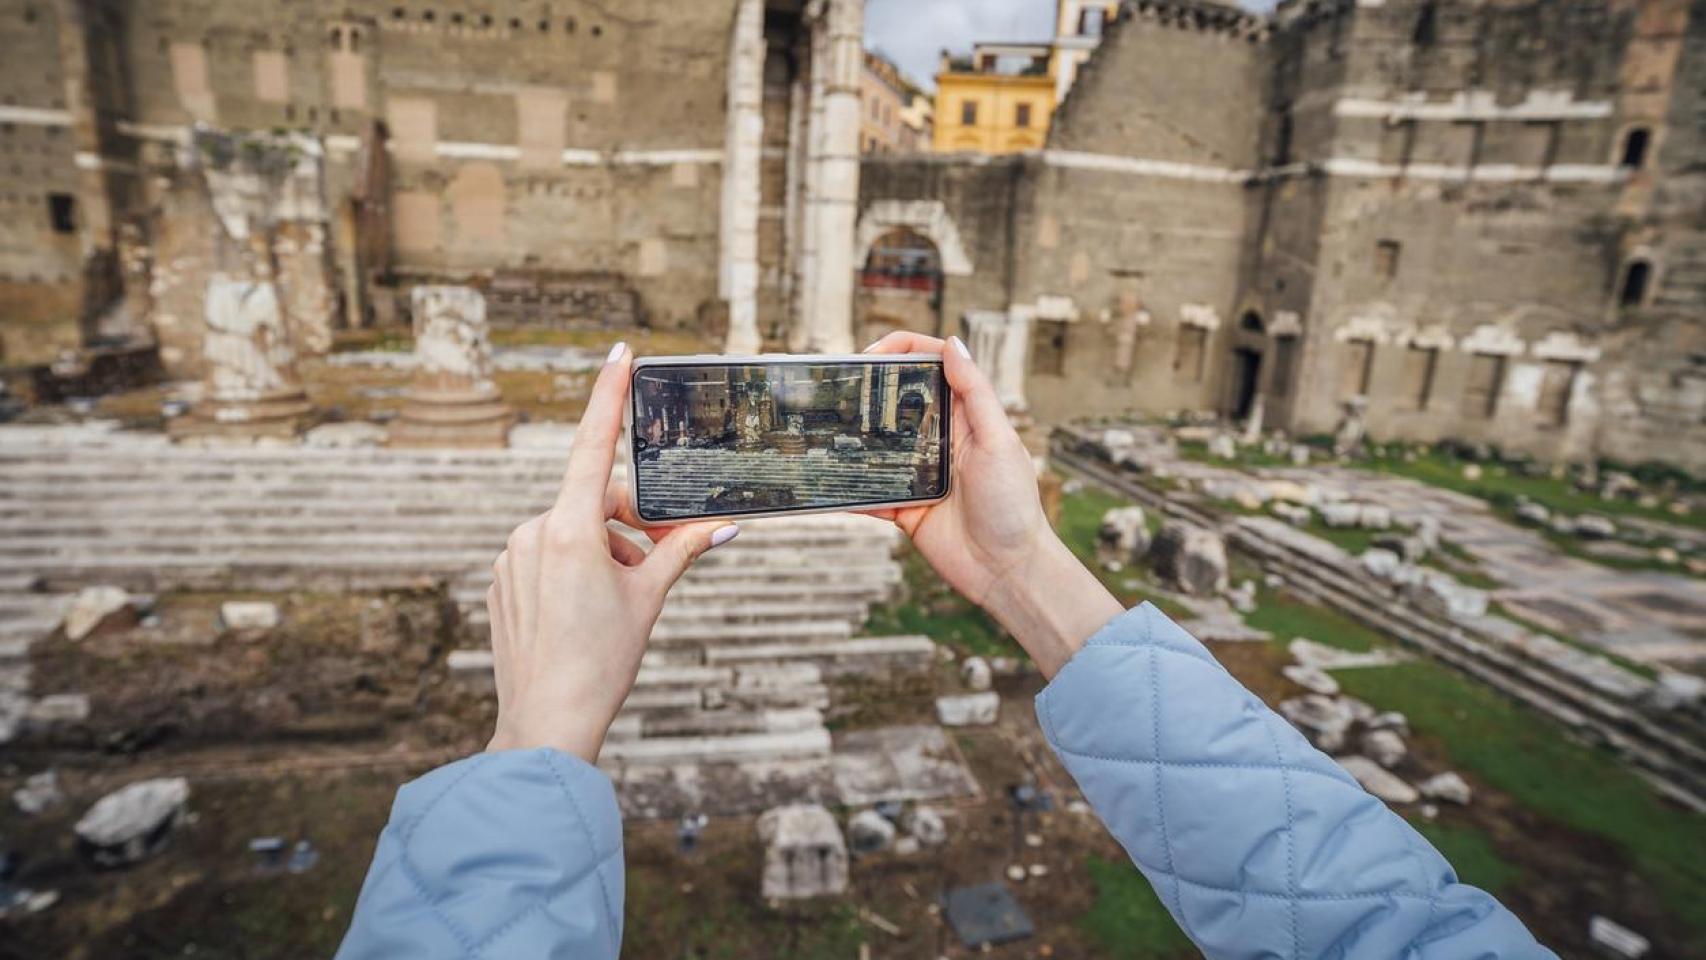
538;19;548;32
1618;259;1652;307
1079;6;1105;37
1537;359;1579;427
480;14;493;27
1239;311;1264;333
590;24;602;37
1374;239;1400;281
349;29;360;52
1271;335;1297;396
509;17;522;29
329;27;342;47
1462;353;1504;419
421;9;434;22
450;12;463;25
1174;327;1207;383
392;7;405;19
565;17;577;33
1273;110;1293;165
1015;103;1031;128
47;192;75;233
1031;320;1069;376
1414;1;1438;46
1620;127;1651;170
1339;339;1374;398
961;100;978;126
24;4;37;23
1401;346;1437;410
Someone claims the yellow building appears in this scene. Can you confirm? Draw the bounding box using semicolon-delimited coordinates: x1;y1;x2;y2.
932;42;1056;155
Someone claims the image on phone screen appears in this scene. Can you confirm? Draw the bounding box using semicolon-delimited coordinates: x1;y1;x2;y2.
630;359;950;522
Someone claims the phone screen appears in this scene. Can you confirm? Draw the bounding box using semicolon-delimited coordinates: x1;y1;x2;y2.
630;358;950;522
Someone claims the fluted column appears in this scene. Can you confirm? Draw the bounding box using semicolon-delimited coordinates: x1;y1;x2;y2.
720;0;766;354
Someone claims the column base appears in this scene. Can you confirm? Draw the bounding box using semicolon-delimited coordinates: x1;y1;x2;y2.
387;384;516;449
171;391;312;441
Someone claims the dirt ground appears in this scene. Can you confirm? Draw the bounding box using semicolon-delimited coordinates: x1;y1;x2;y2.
3;580;1698;957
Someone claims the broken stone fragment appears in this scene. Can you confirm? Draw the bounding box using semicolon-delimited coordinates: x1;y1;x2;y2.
74;777;190;867
1148;521;1228;596
1207;433;1237;460
27;693;90;725
1588;916;1649;958
1372;533;1427;563
1514;499;1550;526
218;601;281;631
1095;506;1152;569
1282;664;1340;697
847;809;896;854
13;770;63;815
1367;711;1408;733
1289;444;1311;466
1572;514;1618;540
1278;694;1354;752
755;804;847;900
1320;502;1362;528
62;586;133;641
936;692;999;727
961;656;993;692
902;805;947;846
1359;548;1403;581
1404;573;1487;621
1334;755;1418;804
1358;505;1393;530
1418;772;1473;806
1360;729;1407;769
1648;671;1704;712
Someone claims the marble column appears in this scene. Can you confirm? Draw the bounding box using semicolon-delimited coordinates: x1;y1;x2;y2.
388;285;514;448
805;0;863;353
720;0;766;355
176;275;312;438
964;308;1032;413
789;17;828;352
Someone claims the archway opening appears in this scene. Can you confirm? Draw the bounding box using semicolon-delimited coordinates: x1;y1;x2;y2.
1619;259;1652;307
1619;127;1651;170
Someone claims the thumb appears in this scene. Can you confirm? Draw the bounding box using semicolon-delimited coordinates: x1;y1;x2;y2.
640;520;740;596
944;335;1012;441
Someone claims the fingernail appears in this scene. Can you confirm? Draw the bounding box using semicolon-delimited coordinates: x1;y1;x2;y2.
709;524;740;548
950;335;972;361
605;341;627;365
862;340;880;353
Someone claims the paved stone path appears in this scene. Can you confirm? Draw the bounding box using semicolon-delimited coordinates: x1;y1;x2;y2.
0;422;975;816
635;445;930;519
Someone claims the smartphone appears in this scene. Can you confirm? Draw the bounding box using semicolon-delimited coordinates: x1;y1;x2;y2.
627;354;952;524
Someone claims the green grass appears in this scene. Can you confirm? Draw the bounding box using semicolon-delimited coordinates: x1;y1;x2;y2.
1056;485;1193;621
1245;588;1384;653
862;548;1020;659
1079;857;1193;957
1362;449;1702;532
1176;438;1292;468
1409;821;1521;894
1338;662;1706;933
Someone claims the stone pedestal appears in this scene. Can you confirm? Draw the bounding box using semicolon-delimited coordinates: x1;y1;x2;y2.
173;277;312;439
388;286;514;449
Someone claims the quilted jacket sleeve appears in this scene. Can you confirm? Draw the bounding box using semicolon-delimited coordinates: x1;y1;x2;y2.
1037;603;1554;960
334;747;624;960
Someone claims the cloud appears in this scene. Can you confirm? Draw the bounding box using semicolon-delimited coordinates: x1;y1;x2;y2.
865;0;1275;92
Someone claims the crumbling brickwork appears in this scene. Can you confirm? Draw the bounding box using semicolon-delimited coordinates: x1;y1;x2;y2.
858;0;1706;470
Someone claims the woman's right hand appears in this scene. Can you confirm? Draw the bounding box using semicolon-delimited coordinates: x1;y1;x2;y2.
862;332;1121;676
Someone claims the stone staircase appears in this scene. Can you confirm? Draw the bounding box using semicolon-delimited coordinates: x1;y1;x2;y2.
0;423;968;815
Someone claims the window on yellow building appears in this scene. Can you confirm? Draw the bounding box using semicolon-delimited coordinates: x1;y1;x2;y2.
961;100;978;126
1015;103;1032;128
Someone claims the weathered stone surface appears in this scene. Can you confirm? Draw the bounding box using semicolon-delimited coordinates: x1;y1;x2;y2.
1360;548;1403;581
1648;671;1704;712
1515;500;1551;526
1095;506;1151;568
1320;502;1361;528
1361;729;1407;768
1572;514;1618;540
1207;433;1237;460
1418;772;1473;805
1282;664;1340;696
1278;695;1354;752
1367;711;1408;733
180;277;312;437
1149;521;1228;596
1372;533;1427;563
756;804;848;899
1289;445;1311;467
847;808;897;854
75;777;191;867
1588;916;1650;958
28;693;90;724
1405;574;1488;621
219;601;281;631
935;692;999;727
1334;755;1418;804
961;656;992;692
304;422;387;448
390;286;515;449
1358;505;1393;530
63;586;131;641
13;770;63;815
902;805;947;846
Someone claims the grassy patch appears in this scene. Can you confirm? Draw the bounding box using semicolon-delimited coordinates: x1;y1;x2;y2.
1055;485;1192;621
1078;857;1193;957
862;548;1020;659
1339;662;1706;933
1362;449;1702;532
1409;820;1521;894
1245;588;1385;653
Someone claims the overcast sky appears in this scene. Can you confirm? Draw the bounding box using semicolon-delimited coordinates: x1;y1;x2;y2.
866;0;1277;91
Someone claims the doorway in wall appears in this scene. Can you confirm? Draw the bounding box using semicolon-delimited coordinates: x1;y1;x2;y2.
1230;347;1263;421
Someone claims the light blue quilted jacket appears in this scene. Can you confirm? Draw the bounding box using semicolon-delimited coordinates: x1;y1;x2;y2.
336;603;1552;958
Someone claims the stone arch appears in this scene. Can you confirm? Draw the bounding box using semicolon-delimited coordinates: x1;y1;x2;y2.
854;200;974;276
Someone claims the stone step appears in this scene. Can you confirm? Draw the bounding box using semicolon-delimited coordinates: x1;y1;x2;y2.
655;600;869;626
598;726;832;766
703;635;935;675
648;619;853;647
0;574;42;592
608;707;825;743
